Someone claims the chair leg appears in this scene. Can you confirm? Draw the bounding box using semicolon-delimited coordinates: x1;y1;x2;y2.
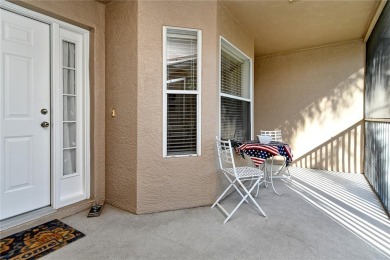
232;183;251;204
269;169;281;196
212;178;250;212
271;162;292;183
256;164;267;197
263;159;282;195
274;158;292;181
212;183;235;208
213;172;267;224
255;176;265;197
264;160;272;188
239;179;267;218
222;179;267;224
223;194;248;224
285;166;292;181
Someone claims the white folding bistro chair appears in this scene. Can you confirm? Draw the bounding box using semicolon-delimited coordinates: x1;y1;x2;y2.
260;130;283;143
212;137;267;224
260;130;292;195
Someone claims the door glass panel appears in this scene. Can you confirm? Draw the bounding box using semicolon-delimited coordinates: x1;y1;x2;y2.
63;41;69;67
63;122;76;148
68;43;75;68
63;96;76;121
63;69;75;94
63;149;76;175
62;40;77;176
62;41;75;68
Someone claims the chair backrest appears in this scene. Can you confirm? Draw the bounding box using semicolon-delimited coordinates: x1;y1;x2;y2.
216;136;236;173
260;130;283;142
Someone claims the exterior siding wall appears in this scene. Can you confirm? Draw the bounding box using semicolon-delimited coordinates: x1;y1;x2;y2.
217;1;254;60
254;41;365;173
136;0;219;213
132;0;255;213
105;0;138;213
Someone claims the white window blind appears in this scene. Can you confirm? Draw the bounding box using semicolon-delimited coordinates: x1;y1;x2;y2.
221;50;243;96
221;97;250;141
220;39;251;141
164;27;201;156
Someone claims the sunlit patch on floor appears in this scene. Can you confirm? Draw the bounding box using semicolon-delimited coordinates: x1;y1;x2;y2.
285;167;390;258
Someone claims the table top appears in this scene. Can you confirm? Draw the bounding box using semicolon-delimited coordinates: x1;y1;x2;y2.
232;140;293;167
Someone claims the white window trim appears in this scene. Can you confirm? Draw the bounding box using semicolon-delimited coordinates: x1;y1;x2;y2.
219;36;254;140
163;26;202;158
0;0;90;209
57;27;90;207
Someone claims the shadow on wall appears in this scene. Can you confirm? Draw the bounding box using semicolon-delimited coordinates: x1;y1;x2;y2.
292;120;364;174
279;68;364;173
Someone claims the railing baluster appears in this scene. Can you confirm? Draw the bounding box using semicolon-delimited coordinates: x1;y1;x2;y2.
365;120;390;214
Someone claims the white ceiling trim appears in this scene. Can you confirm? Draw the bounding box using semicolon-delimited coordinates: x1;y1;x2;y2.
364;0;388;42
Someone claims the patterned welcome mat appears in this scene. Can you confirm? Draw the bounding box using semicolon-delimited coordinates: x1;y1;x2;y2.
0;219;85;260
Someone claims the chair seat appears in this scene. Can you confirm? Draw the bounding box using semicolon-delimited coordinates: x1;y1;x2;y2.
224;166;264;178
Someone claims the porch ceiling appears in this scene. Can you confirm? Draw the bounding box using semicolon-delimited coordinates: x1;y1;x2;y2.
220;0;381;57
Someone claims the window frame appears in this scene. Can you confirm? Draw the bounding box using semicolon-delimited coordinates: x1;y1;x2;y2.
219;36;253;141
56;27;90;208
163;26;202;158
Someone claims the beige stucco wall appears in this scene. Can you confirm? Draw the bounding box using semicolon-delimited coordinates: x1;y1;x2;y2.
136;0;219;213
217;1;254;61
254;41;365;173
105;0;138;212
100;0;256;214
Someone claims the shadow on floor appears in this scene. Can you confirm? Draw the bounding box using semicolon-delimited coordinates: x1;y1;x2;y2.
45;167;390;259
285;167;390;258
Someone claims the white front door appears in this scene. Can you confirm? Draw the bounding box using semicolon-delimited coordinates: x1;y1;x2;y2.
0;9;51;220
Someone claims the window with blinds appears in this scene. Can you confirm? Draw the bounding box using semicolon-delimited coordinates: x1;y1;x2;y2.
164;27;201;156
220;39;251;141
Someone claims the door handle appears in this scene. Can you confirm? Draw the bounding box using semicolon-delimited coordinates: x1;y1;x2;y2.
41;121;50;128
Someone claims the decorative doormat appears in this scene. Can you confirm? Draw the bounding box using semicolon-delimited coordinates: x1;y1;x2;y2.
0;219;85;260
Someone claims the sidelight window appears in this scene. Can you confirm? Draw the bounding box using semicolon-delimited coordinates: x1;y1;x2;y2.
62;41;77;176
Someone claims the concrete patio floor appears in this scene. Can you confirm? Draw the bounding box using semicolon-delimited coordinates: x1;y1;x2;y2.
45;167;390;259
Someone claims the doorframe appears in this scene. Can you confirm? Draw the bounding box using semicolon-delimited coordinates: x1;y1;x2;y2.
0;0;90;210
